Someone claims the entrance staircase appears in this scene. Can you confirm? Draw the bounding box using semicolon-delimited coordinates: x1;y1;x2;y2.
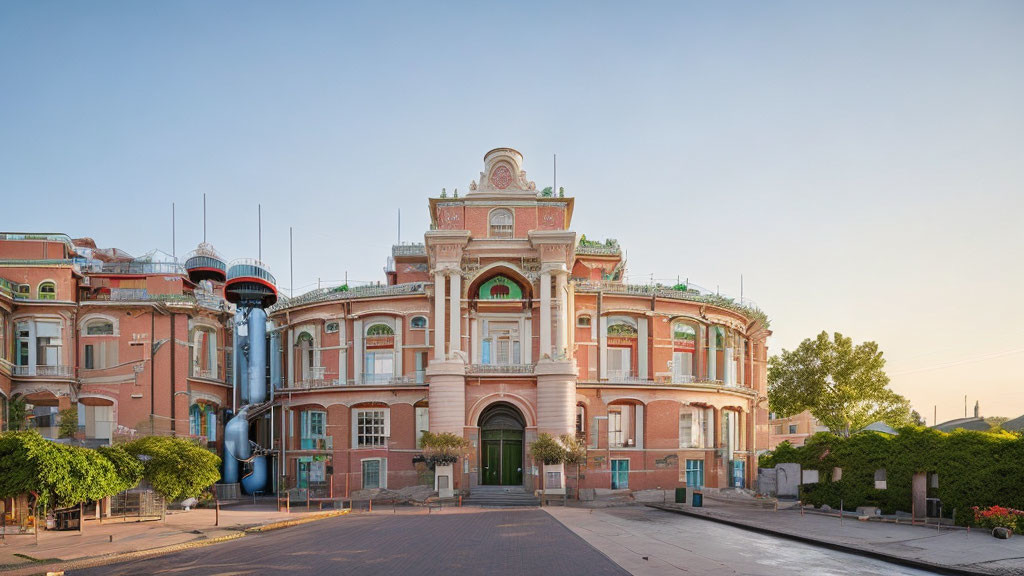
464;485;539;508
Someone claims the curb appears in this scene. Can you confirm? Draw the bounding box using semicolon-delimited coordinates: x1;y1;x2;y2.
647;504;996;576
14;509;350;576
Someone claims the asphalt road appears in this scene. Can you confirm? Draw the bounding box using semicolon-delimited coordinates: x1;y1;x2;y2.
71;508;629;576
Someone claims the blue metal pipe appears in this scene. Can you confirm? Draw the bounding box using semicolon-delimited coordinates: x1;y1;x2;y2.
241;456;268;494
222;406;251;484
232;309;245;407
248;307;267;404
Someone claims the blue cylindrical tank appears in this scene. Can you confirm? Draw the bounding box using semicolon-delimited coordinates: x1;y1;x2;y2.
248;308;267;404
222;406;251;484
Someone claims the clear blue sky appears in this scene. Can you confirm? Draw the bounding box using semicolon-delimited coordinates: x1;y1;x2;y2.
2;1;1022;420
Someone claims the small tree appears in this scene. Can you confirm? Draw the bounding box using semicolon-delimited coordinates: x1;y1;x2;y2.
769;331;912;436
530;434;566;496
123;436;221;502
529;433;566;465
420;431;469;466
58;407;78;439
559;434;587;499
7;397;28;431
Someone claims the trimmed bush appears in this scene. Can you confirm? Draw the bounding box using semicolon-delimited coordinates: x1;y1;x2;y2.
123;436;221;502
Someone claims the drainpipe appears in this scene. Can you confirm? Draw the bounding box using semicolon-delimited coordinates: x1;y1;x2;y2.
150;309;156;422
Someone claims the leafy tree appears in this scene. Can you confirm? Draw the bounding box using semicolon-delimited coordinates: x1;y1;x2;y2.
123;436;221;502
985;416;1009;431
559;434;587;499
419;431;469;465
768;331;911;436
910;410;925;427
529;433;565;465
0;431;136;511
58;407;78;439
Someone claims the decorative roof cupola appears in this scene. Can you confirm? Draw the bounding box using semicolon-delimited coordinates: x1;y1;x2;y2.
467;148;537;198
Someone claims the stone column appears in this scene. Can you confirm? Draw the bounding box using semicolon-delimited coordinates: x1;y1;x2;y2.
535;361;577;436
434;271;446;360
286;328;294;388
449;271;461;356
338;320;347;385
427;361;466;435
539;270;551;358
638;316;648;380
394;320;403;379
352;319;363;385
555;270;568;358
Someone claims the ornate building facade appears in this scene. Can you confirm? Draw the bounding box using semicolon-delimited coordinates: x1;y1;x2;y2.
0;148;771;497
269;148;771;496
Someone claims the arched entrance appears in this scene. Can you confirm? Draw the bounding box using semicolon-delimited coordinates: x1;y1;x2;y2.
479;402;525;486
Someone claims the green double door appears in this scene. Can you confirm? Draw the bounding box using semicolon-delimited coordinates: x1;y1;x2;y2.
481;429;523;485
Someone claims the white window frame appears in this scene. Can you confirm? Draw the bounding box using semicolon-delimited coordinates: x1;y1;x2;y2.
352;408;390;449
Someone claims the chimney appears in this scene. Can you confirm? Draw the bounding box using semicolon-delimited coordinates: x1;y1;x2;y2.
974;401;980;419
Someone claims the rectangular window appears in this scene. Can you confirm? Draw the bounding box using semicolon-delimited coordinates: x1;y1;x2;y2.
611;459;629;489
685;459;705;488
207;411;217;442
415;406;429;448
355;409;389;448
789;424;798;434
301;410;326;449
608;411;623;448
679;409;704;448
85;345;95;370
362;458;386;489
546;471;562;489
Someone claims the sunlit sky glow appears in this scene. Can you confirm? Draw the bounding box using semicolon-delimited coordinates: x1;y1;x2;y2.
2;1;1022;421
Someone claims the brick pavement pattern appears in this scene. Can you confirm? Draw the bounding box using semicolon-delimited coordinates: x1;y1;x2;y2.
70;509;628;576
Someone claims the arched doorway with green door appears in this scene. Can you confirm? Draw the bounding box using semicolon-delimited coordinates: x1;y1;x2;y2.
478;402;525;486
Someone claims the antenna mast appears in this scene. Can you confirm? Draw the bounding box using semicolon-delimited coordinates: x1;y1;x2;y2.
203;193;207;243
172;202;176;259
258;204;262;262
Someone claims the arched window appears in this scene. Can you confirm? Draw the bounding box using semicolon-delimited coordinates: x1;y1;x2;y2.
606;318;637;380
191;326;218;379
489;209;513;238
410;316;427;329
607;321;638;337
85;319;115;336
671;322;697;382
38;281;56;300
366;323;394;336
577;315;592;327
477;275;523;300
296;332;316;382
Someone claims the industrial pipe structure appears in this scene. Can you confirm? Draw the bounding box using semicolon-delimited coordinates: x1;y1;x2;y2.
221;260;278;494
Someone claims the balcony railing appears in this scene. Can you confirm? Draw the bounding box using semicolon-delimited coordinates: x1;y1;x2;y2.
359;373;419;385
271;282;427;311
12;365;74;378
467;363;536;375
364;335;395;348
392;243;426;257
603;370;652;384
299;436;333;451
574;279;769;328
83;289;197;304
82;261;187;275
191;368;221;381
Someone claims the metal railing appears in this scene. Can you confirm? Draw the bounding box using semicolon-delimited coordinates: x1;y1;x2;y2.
226;258;276;284
603;370;652;384
82;289;197;304
392;243;426;257
574;280;768;327
299;436;333;451
272;282;426;311
12;365;74;377
467;363;535;375
82;261;187;275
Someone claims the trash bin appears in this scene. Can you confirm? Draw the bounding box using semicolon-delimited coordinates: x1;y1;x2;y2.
692;491;703;507
675;488;687;503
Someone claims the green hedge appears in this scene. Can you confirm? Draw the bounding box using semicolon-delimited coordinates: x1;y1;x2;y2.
760;427;1024;523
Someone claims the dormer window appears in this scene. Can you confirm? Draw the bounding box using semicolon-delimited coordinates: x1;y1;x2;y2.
38;281;56;300
489;209;513;238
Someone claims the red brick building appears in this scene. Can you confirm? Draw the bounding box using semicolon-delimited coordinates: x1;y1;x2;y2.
1;148;772;498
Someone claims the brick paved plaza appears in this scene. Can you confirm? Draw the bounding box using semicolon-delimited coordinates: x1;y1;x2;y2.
71;509;628;576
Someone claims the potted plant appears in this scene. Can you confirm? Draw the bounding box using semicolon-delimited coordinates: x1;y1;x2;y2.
529;434;567;497
420;432;468;498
